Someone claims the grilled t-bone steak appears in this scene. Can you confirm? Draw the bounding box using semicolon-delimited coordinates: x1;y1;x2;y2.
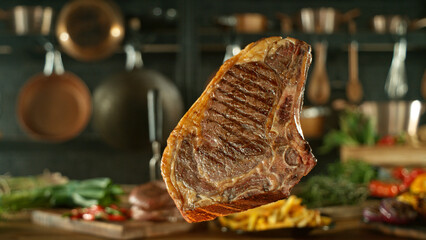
161;36;316;223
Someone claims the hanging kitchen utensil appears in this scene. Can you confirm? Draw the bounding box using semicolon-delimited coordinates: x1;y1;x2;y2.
0;6;53;35
307;41;330;105
421;70;426;100
93;44;184;150
296;8;360;33
223;33;241;63
346;41;363;104
56;0;125;61
371;15;419;34
17;43;91;142
276;13;293;33
346;21;363;104
148;89;162;181
385;19;408;99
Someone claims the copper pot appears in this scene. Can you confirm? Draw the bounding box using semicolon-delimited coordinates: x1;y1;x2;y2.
235;13;267;33
300;106;331;139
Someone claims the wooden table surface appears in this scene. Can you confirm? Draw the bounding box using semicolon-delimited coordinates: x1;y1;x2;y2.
0;218;413;240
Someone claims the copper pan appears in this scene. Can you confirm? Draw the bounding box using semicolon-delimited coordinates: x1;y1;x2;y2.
17;46;91;142
56;0;125;61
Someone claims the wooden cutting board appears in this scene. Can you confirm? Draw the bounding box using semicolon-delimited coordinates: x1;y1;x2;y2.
31;210;195;239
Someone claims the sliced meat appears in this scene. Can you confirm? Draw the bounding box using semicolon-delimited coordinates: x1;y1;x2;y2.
131;205;183;222
129;180;175;210
161;37;316;223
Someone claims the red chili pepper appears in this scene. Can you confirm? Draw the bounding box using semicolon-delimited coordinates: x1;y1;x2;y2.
377;135;396;146
369;180;401;198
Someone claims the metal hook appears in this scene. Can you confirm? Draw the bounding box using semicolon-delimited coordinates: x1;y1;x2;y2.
54;50;65;75
43;48;55;76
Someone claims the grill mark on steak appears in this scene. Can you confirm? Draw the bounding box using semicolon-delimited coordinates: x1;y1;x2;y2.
210;97;263;127
197;140;261;180
220;78;272;106
197;146;228;166
235;62;277;87
207;108;258;134
227;70;271;95
234;64;277;87
224;71;273;100
203;119;247;158
217;134;266;157
215;87;269;116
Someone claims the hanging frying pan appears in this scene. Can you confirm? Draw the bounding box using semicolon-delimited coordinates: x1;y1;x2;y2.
17;44;91;142
93;44;184;150
56;0;125;61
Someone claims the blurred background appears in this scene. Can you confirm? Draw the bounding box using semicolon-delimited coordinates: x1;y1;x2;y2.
0;0;424;184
